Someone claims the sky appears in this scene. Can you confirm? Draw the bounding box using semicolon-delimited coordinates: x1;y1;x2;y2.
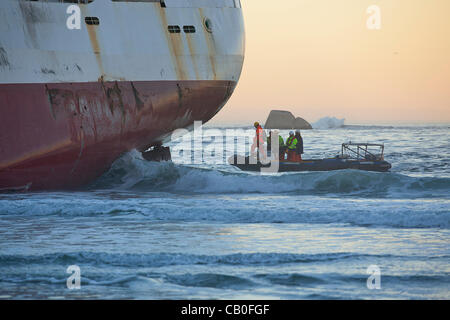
212;0;450;125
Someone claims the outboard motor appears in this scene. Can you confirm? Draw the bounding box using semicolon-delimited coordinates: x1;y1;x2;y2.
142;145;172;162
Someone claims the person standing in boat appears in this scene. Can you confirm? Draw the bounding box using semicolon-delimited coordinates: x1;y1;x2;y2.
251;121;266;160
267;130;285;159
295;130;303;161
285;131;298;162
266;131;272;156
275;130;285;159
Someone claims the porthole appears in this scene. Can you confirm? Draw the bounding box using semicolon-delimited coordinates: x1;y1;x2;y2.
204;18;213;33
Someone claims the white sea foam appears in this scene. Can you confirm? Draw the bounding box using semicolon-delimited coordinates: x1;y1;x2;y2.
89;151;450;199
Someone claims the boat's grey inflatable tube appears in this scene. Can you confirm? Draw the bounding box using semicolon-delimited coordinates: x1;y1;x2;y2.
228;155;392;173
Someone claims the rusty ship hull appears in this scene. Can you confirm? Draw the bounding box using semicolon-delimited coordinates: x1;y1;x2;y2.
0;0;245;190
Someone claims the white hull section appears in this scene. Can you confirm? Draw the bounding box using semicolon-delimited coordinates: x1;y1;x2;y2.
0;0;245;84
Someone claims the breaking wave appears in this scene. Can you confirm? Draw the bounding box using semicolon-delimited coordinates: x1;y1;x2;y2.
89;151;450;199
312;116;345;129
2;152;448;228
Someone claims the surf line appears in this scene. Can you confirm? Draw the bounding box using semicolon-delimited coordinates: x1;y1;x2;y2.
181;304;215;318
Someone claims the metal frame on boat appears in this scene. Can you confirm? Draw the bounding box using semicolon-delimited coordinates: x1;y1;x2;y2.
340;142;385;161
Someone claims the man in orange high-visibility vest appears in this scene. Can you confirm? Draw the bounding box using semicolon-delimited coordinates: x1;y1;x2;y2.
251;121;266;160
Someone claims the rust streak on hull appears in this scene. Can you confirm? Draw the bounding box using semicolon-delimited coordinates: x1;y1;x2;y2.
186;34;200;80
86;25;104;77
80;4;105;78
199;8;218;80
157;7;188;81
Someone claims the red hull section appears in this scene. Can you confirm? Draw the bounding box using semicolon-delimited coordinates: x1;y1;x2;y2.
0;80;236;190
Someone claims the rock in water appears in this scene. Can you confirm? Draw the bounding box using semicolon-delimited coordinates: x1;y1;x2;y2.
293;117;313;129
264;110;312;129
264;110;294;129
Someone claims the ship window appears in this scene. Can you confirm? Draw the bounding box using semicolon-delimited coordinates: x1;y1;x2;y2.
204;18;213;33
168;25;181;34
183;26;196;33
85;17;100;25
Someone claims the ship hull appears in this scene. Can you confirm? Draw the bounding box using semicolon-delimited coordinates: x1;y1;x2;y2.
0;0;245;190
0;80;236;190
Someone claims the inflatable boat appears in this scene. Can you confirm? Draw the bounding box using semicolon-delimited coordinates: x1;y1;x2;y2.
228;143;392;173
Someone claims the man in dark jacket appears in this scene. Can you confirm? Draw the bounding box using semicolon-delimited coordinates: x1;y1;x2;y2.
294;130;303;161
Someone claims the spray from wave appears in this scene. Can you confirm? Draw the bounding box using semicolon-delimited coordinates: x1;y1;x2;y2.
312;117;345;129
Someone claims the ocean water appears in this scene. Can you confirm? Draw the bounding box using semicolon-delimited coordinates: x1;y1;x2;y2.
0;124;449;299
